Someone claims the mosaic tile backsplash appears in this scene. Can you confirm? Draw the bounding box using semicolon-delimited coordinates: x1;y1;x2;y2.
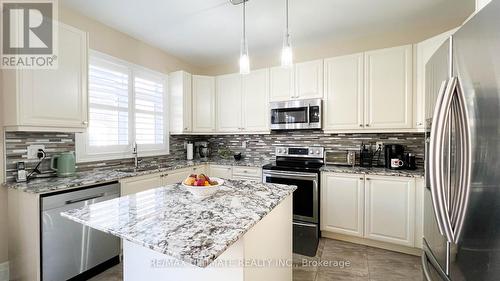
3;131;425;182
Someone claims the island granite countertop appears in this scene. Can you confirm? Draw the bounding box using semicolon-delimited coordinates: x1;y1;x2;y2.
61;179;296;268
2;159;269;194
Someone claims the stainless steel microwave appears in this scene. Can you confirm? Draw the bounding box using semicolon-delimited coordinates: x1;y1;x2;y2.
270;98;322;130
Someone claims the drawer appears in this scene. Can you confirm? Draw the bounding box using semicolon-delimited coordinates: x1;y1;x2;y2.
232;175;262;182
232;166;261;178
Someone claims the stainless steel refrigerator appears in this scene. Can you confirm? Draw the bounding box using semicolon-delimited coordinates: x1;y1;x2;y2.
423;0;500;280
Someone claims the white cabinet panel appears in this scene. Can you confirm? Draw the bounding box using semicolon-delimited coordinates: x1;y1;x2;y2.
294;60;324;99
364;45;413;129
169;71;192;133
242;69;269;132
270;66;294;102
163;168;192;185
3;23;88;131
364;175;415;247
209;165;233;179
121;174;162;196
191;165;207;175
321;173;364;237
192;75;216;133
324;54;364;130
216;74;242;132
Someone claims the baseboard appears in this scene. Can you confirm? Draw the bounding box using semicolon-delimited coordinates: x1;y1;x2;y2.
321;231;423;256
0;261;9;281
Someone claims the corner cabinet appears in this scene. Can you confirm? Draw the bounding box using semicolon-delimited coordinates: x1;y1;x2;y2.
192;75;216;133
169;71;192;134
321;173;364;237
364;45;413;129
2;23;88;132
216;69;269;133
364;175;415;247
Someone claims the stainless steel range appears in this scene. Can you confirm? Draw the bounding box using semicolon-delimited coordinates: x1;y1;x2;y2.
262;146;324;256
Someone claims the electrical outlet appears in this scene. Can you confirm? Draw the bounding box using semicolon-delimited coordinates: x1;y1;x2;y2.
376;142;384;150
242;141;247;148
27;145;45;159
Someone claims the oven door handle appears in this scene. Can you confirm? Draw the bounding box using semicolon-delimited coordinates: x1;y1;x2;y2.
263;171;318;180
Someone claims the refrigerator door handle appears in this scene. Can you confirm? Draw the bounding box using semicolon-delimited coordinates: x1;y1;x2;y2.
429;79;451;237
451;77;472;243
430;77;456;243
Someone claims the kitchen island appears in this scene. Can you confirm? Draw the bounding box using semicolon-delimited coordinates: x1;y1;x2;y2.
61;179;296;281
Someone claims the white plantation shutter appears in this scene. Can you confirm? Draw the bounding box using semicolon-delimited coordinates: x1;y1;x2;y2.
76;51;169;162
88;60;130;147
134;73;167;151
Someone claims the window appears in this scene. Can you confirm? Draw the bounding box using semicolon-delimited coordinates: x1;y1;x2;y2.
76;51;169;162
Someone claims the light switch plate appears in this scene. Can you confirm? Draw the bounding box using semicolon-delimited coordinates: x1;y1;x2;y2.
27;145;45;159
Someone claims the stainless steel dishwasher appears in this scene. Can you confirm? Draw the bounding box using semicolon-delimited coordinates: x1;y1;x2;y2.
41;182;120;281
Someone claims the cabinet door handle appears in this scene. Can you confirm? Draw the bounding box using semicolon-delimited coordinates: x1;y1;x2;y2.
359;177;364;180
359;124;363;127
366;178;370;180
82;121;88;125
365;124;370;127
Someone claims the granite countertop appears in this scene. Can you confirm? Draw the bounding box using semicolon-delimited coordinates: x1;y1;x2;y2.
2;158;269;194
321;165;424;178
61;179;296;268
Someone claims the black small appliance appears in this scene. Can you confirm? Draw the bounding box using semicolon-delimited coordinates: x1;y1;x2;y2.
360;143;373;167
384;144;405;170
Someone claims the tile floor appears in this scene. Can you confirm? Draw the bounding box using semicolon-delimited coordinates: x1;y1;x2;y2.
90;238;422;281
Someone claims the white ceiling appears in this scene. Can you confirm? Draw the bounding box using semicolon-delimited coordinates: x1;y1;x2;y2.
62;0;474;68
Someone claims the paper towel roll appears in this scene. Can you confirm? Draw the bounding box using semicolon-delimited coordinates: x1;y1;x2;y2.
187;143;194;160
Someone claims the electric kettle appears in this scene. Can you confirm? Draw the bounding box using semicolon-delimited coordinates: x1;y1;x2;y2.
51;152;76;177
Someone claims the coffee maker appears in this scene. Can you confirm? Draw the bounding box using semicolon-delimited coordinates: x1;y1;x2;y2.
384;144;405;170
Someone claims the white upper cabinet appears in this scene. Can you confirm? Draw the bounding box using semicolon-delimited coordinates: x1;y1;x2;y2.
2;23;88;132
364;175;416;247
324;54;364;130
216;73;243;132
294;59;324;99
269;66;294;102
192;75;216;133
321;173;364;237
364;45;413;129
169;71;192;134
242;69;270;132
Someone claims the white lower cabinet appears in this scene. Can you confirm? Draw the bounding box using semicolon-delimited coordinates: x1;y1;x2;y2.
120;166;207;195
364;175;416;247
120;173;163;196
321;173;364;237
209;165;233;179
321;172;418;248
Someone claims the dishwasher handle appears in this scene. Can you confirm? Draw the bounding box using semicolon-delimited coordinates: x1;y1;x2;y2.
65;193;105;205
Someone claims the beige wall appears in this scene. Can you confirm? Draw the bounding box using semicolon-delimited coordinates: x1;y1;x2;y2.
0;72;7;264
59;6;200;75
200;23;465;76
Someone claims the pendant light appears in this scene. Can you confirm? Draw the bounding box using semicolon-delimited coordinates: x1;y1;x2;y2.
239;0;250;74
281;0;293;68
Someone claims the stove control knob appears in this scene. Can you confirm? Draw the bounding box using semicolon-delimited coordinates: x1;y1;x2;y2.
277;149;282;154
316;150;320;155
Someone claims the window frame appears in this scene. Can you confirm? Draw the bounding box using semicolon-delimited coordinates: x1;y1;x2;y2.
76;50;169;163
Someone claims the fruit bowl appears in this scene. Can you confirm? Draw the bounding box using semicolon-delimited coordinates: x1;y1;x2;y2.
182;174;224;198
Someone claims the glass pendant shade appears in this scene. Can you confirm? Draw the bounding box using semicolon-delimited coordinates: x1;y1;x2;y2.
240;38;250;74
281;32;293;68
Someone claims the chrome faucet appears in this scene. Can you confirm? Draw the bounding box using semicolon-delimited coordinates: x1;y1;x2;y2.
133;142;139;168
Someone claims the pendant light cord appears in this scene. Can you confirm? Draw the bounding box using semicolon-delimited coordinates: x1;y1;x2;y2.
243;0;246;41
286;0;289;35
